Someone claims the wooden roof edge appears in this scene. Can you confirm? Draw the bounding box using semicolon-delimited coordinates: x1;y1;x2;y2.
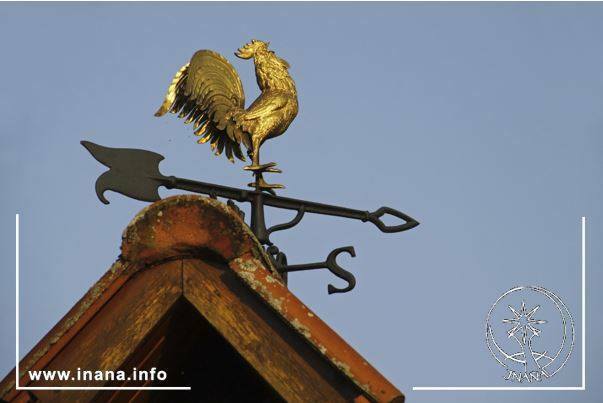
0;195;275;400
1;195;404;402
0;259;130;399
229;258;404;402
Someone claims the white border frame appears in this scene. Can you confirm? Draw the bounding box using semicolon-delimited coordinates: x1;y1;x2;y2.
14;214;587;392
15;214;191;392
413;217;587;392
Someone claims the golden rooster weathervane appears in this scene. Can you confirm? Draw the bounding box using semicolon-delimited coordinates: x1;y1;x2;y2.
155;39;298;193
82;39;419;294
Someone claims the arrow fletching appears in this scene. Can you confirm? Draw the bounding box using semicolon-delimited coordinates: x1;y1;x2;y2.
81;141;168;204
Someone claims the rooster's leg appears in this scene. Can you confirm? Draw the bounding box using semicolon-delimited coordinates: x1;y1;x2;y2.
244;138;280;173
244;138;284;191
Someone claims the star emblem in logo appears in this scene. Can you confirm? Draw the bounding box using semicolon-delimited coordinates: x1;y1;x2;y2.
502;301;547;346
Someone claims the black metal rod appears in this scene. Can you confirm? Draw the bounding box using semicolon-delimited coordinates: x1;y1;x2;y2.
168;176;418;233
171;177;367;220
280;262;326;272
250;192;270;245
264;193;367;219
167;177;249;202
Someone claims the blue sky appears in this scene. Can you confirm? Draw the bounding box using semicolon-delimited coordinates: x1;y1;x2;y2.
0;3;601;402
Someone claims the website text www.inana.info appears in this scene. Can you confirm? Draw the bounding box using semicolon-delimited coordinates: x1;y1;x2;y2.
27;367;167;383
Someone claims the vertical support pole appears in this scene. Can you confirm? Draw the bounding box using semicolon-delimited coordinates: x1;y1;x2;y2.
250;191;270;245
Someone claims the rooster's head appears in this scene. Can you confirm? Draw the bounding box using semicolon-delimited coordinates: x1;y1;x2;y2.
235;39;270;59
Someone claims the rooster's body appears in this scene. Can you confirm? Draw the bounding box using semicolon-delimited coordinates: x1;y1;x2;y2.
155;40;298;191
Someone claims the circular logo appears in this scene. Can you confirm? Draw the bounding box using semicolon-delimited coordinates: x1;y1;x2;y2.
485;286;574;383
